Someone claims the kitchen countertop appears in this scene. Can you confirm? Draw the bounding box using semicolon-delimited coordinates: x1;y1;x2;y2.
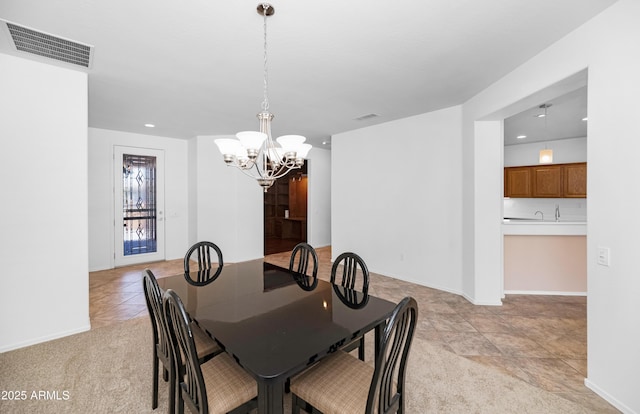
502;219;587;235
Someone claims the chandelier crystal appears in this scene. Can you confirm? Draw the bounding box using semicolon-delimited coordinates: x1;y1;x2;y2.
215;3;311;191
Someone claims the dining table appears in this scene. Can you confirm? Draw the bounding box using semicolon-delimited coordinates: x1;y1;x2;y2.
158;259;396;414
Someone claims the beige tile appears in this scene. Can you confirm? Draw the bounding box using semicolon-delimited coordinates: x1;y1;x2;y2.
427;313;478;333
440;332;503;357
513;358;587;393
462;314;516;333
482;332;554;358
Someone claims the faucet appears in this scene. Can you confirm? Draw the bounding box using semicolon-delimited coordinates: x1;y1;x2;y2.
535;211;544;220
555;204;560;221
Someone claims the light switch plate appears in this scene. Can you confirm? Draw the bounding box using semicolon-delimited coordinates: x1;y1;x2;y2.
597;247;610;266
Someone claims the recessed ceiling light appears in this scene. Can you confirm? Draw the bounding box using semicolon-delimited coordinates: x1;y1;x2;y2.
144;123;155;128
517;135;527;139
582;117;588;121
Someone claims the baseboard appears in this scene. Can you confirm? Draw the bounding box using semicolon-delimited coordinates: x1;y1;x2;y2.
377;273;503;306
0;323;91;353
585;378;637;414
462;292;503;306
504;290;587;296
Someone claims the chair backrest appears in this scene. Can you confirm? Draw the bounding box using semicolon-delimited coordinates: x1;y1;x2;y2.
330;252;370;293
367;296;418;414
163;289;209;414
289;242;318;278
184;241;223;286
332;284;369;309
142;269;171;365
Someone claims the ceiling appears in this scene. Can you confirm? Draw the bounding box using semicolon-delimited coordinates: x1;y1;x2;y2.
0;0;615;150
504;86;588;146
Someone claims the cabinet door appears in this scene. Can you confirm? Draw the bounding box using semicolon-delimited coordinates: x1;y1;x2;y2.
564;162;587;198
532;165;562;197
505;167;532;197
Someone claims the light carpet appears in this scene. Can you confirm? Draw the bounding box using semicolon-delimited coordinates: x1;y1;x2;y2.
0;317;593;413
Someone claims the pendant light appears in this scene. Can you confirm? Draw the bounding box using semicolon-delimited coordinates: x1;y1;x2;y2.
538;104;553;164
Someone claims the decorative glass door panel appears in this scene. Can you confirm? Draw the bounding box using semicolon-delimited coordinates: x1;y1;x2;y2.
114;146;165;266
122;154;157;256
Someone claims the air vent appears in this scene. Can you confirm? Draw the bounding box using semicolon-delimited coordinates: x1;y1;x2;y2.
354;113;379;121
3;20;93;68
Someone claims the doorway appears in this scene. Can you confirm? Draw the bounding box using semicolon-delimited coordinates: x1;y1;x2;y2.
114;146;165;266
501;78;588;295
264;162;308;255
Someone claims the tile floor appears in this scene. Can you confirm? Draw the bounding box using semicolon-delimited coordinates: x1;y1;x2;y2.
89;246;618;413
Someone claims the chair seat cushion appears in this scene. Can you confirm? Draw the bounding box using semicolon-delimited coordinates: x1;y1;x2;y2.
202;352;257;414
191;322;221;359
291;350;373;414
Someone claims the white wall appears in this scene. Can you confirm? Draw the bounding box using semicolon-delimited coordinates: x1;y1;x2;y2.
504;136;587;167
503;198;587;222
332;106;464;294
88;128;189;271
193;136;264;262
0;54;89;352
463;0;640;411
307;147;331;248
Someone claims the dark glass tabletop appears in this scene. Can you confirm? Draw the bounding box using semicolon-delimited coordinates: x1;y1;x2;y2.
158;259;395;413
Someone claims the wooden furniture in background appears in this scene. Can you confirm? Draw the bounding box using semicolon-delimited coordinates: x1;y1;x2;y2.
264;179;289;238
264;172;308;241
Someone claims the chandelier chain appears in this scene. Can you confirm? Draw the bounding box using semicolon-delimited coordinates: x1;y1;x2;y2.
261;3;270;112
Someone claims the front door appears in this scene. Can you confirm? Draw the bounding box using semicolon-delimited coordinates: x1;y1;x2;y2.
114;146;165;266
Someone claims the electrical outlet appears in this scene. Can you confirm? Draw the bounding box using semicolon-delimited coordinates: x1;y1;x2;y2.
597;247;610;266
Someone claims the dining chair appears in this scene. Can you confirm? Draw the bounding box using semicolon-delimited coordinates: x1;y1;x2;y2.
289;242;319;278
291;296;418;414
163;289;258;414
331;252;370;360
143;270;221;413
184;241;224;286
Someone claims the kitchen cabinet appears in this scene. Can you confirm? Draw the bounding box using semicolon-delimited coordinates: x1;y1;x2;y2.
532;165;562;197
504;162;586;198
563;162;587;197
505;167;532;197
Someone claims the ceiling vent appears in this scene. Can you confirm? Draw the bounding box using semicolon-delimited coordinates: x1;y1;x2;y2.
355;113;379;121
2;20;93;68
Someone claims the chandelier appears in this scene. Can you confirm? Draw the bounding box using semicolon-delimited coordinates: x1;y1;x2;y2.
214;3;311;191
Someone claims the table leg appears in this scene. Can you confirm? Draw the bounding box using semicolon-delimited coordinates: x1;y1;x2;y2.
374;323;383;371
257;379;284;414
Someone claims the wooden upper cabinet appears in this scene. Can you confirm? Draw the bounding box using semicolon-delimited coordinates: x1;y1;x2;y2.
504;162;587;198
563;162;587;197
505;167;532;197
288;176;308;218
532;165;563;197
